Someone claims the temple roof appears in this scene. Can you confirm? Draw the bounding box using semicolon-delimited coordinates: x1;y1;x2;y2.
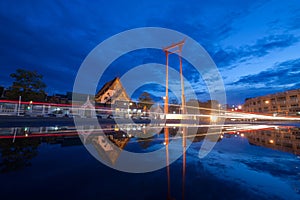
96;77;119;98
95;77;130;104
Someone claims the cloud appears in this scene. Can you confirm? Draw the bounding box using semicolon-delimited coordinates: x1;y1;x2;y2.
289;11;300;30
213;34;299;68
231;58;300;87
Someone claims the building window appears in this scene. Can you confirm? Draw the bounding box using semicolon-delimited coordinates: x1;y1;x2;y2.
277;97;286;101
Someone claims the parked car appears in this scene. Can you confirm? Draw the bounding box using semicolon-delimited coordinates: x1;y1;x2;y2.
96;113;110;119
67;113;82;118
43;113;57;117
140;116;150;120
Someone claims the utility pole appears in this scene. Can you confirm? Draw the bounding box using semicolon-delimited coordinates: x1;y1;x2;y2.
17;96;21;116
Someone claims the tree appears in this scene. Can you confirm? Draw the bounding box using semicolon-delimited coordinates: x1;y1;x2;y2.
169;98;180;114
6;69;47;102
0;86;4;97
138;92;154;110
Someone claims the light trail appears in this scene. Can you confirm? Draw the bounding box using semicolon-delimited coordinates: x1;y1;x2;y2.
0;123;280;140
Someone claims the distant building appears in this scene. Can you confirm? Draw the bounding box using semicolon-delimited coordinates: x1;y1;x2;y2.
47;93;69;104
243;89;300;115
66;92;91;103
95;77;130;104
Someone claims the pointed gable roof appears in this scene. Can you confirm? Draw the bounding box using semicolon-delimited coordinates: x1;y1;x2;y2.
95;77;130;104
96;77;119;98
81;95;94;108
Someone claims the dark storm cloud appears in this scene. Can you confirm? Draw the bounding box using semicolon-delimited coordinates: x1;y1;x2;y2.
231;58;300;87
213;34;299;68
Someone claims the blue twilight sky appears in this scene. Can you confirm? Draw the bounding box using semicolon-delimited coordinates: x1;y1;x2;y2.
0;0;300;105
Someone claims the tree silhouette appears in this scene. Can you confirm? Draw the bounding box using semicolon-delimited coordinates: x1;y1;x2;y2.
6;69;47;102
138;92;154;110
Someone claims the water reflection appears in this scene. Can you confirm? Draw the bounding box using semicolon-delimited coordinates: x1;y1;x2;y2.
0;127;82;173
0;137;39;173
164;127;171;199
2;124;300;174
0;123;300;199
89;131;130;165
182;127;187;200
0;126;77;139
244;126;300;155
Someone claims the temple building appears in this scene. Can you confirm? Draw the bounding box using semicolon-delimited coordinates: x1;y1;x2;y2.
243;89;300;115
95;77;132;118
95;77;130;104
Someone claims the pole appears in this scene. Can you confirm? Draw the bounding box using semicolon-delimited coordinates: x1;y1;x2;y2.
17;96;21;116
179;45;186;115
164;52;169;115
